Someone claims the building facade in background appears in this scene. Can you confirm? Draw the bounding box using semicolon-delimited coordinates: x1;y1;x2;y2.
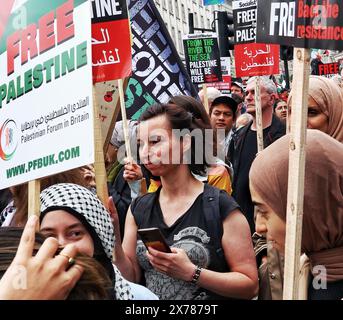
154;0;232;59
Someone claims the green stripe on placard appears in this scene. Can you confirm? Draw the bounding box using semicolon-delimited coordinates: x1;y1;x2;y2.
0;0;86;54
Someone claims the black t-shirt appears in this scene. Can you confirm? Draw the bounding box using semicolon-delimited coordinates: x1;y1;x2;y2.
132;185;240;300
233;127;271;233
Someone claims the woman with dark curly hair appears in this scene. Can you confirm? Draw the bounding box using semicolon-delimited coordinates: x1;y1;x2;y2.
114;102;258;300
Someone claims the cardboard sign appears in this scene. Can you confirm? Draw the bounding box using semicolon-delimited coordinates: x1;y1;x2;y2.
91;0;132;82
183;33;223;84
318;62;339;75
124;0;198;121
0;0;94;189
235;43;280;77
205;57;231;93
256;0;343;51
233;0;257;44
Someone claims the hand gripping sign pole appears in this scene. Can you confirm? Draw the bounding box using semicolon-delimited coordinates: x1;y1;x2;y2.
254;76;264;152
283;48;310;300
117;78;147;195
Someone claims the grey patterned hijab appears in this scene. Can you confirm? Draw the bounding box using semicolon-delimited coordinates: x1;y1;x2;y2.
40;183;133;300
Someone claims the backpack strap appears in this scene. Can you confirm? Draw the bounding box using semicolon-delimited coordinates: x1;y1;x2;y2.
202;184;222;249
130;191;157;227
202;184;229;272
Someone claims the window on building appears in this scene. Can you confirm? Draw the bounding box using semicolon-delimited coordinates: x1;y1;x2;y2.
169;0;174;13
178;30;182;51
181;4;186;21
175;0;180;19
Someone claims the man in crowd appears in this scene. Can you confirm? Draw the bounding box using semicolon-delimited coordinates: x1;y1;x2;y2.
228;76;286;233
231;78;246;117
209;95;237;156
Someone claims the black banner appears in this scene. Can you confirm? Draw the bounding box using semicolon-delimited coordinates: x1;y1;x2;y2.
233;0;257;44
256;0;343;50
183;34;222;84
124;0;198;120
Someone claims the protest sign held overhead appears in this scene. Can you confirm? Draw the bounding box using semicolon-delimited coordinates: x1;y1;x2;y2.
318;62;339;75
233;0;279;77
235;43;280;77
0;0;94;189
125;0;198;121
183;33;223;84
256;0;343;51
233;0;257;44
91;0;132;82
206;57;231;94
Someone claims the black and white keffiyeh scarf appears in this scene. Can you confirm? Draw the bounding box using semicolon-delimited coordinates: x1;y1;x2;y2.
40;183;133;300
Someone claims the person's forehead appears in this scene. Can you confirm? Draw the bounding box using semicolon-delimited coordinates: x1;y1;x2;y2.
246;81;255;91
41;210;81;228
138;115;171;136
276;101;287;107
212;104;234;112
231;84;242;91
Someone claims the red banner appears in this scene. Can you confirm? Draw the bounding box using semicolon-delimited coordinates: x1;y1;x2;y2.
235;43;279;77
91;0;132;82
318;62;339;76
205;75;232;93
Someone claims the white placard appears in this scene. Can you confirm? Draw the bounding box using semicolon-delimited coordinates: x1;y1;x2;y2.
0;0;94;189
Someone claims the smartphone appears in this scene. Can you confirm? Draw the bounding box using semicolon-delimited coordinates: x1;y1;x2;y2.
137;227;172;253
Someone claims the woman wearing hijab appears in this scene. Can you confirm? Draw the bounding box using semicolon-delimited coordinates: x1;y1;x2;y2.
0;215;83;299
250;130;343;299
39;183;157;300
288;75;343;143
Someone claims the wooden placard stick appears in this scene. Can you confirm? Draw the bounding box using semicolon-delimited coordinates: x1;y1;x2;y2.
254;76;264;152
117;79;147;195
202;83;209;114
118;78;132;161
283;48;310;300
93;88;109;209
102;78;129;152
28;179;41;230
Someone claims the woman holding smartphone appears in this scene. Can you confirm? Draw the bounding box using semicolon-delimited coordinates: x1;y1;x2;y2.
114;101;258;300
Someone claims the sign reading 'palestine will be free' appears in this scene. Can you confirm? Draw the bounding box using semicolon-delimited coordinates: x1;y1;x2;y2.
183;33;222;84
256;0;343;50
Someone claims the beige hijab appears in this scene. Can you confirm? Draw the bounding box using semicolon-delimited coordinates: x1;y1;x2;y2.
250;130;343;281
288;76;343;143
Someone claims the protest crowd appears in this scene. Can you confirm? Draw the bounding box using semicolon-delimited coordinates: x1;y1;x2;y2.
0;0;342;302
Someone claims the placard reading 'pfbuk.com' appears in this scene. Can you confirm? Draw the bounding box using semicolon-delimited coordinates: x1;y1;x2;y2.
256;0;343;50
183;33;223;84
0;0;94;190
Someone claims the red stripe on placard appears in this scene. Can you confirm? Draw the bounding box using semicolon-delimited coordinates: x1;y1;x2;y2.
0;0;15;43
